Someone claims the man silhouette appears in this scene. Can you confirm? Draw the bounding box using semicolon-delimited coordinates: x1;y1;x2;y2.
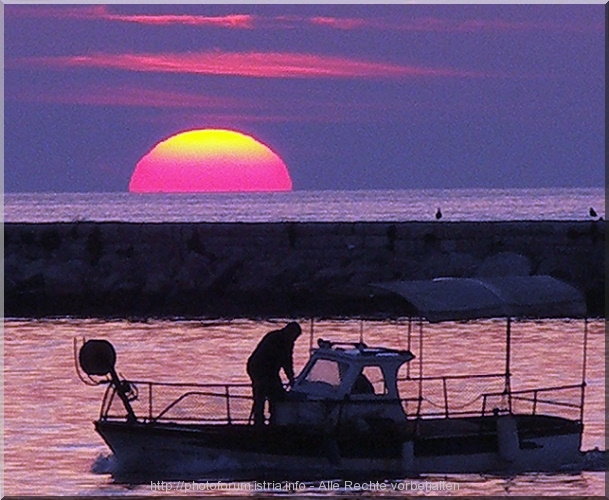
246;322;302;426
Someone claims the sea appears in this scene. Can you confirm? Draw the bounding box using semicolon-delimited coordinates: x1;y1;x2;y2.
3;187;606;497
3;187;605;223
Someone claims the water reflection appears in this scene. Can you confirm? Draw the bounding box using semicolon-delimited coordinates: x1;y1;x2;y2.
3;318;605;496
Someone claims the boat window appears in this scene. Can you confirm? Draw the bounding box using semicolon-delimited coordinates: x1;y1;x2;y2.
352;366;387;396
304;359;348;388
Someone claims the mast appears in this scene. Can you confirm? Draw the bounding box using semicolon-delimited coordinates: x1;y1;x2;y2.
309;317;315;355
504;316;512;412
579;317;588;423
416;317;424;419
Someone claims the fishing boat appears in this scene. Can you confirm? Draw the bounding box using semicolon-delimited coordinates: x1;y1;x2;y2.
77;275;590;480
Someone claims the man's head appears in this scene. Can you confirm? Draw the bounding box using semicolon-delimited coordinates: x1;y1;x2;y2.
284;321;302;339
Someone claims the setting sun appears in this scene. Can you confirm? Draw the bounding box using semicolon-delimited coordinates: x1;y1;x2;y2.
128;129;292;193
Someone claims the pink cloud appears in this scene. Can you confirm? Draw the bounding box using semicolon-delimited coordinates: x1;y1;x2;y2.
307;16;371;31
6;5;255;29
101;10;255;29
6;78;540;126
13;51;488;79
7;6;600;33
5;81;310;123
308;15;603;34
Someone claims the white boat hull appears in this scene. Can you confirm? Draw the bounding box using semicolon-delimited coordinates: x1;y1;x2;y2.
95;414;582;480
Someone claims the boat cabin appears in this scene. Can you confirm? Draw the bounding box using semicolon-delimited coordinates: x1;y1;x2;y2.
274;339;415;426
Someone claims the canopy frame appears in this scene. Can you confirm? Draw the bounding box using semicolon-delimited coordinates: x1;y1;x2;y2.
370;275;588;415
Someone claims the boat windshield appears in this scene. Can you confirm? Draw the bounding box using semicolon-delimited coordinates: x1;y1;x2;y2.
304;358;348;388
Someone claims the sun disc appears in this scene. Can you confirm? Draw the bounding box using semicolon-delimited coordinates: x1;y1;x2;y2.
129;129;292;193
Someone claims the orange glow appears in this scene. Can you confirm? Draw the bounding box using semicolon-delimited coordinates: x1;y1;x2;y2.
129;129;292;193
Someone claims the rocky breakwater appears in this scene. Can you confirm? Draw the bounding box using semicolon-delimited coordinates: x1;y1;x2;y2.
4;221;605;318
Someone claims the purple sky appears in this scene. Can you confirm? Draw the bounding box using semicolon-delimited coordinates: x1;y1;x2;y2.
4;4;605;192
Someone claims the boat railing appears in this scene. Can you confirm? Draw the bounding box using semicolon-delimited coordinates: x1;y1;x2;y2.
481;383;585;421
100;380;254;424
398;372;505;419
99;375;585;425
397;373;584;421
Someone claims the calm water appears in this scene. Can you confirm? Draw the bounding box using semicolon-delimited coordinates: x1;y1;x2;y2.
3;318;605;496
3;187;605;223
3;187;606;495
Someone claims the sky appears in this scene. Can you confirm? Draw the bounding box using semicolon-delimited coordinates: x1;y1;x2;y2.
4;4;605;192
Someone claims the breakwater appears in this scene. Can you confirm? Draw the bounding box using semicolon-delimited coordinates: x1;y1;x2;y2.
4;221;605;318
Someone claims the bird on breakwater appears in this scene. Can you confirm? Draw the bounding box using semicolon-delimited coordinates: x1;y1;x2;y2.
435;208;442;220
589;207;598;218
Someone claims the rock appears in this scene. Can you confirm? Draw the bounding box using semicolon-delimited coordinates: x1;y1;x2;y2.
422;252;478;279
174;252;213;290
474;252;531;277
3;221;605;318
42;259;89;295
19;258;48;289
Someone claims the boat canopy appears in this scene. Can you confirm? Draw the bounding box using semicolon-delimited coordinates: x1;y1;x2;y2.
372;275;586;322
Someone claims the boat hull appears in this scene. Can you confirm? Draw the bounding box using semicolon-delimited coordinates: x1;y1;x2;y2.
95;414;582;480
